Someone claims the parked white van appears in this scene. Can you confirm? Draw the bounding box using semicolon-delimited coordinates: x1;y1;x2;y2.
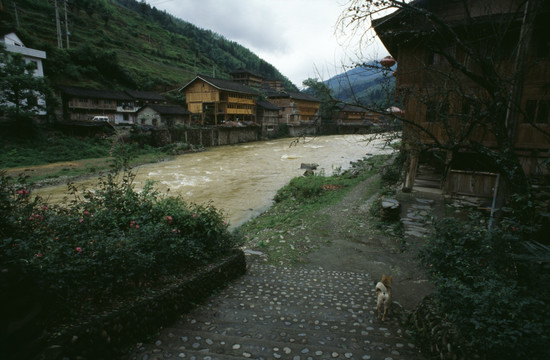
91;116;109;122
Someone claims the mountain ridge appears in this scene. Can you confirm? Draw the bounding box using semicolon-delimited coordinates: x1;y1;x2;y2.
0;0;297;92
323;63;395;104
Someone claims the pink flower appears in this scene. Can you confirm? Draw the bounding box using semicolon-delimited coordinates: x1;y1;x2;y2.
42;206;48;210
18;190;23;195
192;214;198;218
35;253;43;258
135;225;140;229
166;215;173;223
76;247;82;253
79;218;84;223
83;211;90;215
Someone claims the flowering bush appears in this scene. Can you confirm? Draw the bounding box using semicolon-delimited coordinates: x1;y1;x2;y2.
0;165;240;318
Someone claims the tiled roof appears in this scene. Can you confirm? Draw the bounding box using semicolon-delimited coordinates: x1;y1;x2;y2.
267;91;320;102
230;68;263;79
146;104;192;115
337;103;370;113
256;100;281;111
58;86;132;101
179;75;259;95
125;90;166;101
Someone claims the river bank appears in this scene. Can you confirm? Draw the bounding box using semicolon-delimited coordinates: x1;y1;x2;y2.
238;154;434;312
28;135;395;228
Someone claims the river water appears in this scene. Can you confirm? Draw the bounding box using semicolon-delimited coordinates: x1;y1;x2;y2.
36;135;394;228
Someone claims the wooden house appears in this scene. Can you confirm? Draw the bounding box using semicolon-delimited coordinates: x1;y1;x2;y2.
230;69;263;88
263;79;284;92
267;91;320;125
256;100;281;137
335;104;385;125
57;86;135;124
333;104;387;134
179;75;258;126
137;104;192;127
125;90;166;108
373;0;550;195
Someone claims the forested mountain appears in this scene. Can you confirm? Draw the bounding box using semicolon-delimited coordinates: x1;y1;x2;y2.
324;64;395;105
0;0;297;92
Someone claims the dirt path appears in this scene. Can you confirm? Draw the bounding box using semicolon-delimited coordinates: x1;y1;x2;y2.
297;175;434;312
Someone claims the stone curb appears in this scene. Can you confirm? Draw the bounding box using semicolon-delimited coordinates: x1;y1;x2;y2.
34;250;246;360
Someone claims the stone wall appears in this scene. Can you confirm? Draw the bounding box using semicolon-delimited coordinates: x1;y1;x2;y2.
32;250;246;360
168;127;259;147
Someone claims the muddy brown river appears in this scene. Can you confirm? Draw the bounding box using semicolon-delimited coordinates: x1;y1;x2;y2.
35;135;394;228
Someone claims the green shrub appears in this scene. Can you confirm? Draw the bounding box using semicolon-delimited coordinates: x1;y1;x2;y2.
274;175;326;203
418;216;550;359
0;162;239;318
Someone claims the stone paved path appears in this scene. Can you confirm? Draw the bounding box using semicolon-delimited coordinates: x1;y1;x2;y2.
122;263;425;360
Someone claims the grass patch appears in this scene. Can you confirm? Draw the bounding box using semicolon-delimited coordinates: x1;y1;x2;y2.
1;132;175;184
236;155;390;265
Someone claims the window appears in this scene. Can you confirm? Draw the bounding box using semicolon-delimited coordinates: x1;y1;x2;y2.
524;99;549;124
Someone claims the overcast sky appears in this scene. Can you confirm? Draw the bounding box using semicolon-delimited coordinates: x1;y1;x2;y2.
145;0;388;88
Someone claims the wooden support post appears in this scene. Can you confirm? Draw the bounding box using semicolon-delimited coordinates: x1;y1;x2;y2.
402;151;419;192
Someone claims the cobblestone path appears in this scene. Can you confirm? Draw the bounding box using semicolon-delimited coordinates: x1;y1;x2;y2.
122;263;425;360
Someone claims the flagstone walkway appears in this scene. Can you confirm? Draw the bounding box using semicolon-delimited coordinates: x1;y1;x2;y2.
122;262;425;360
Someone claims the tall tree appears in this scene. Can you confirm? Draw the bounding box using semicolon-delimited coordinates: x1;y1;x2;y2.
0;46;53;125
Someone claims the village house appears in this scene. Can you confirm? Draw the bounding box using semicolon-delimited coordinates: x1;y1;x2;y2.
230;68;285;92
56;87;172;126
373;0;550;196
57;86;136;124
334;103;386;134
124;90;166;108
179;75;258;126
230;69;263;89
267;91;321;126
1;32;47;116
137;104;192;127
256;100;282;137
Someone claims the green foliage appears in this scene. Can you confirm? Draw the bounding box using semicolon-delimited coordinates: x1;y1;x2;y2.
380;151;405;185
0;157;239;319
1;0;296;90
418;216;550;359
0;132;112;168
274;175;326;203
0;46;53;123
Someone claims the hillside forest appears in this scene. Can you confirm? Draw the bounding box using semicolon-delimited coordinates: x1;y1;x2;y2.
0;0;297;92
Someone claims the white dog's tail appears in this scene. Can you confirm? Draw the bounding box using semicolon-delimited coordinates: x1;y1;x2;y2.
376;281;388;296
376;282;389;302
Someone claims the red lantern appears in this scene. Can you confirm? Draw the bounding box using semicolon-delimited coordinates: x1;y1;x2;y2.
380;56;396;67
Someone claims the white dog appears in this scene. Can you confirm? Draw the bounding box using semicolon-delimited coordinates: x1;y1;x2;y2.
376;274;392;321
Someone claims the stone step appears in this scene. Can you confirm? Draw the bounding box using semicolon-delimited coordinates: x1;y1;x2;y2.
172;317;400;349
122;264;423;360
129;327;409;360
